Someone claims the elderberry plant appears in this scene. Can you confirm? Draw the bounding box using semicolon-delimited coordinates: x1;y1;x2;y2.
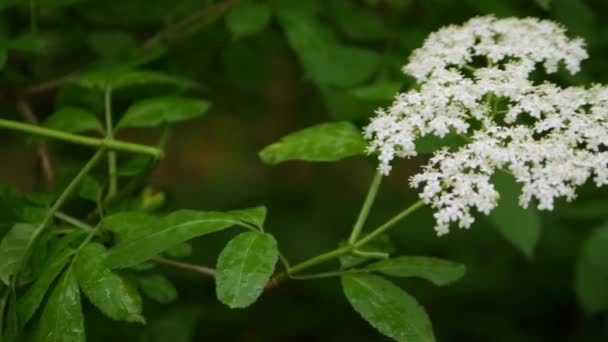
1;1;608;342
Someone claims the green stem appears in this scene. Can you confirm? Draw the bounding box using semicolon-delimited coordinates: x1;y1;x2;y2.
0;118;163;158
354;200;425;248
348;170;383;244
271;200;426;286
290;269;359;280
104;87;118;200
54;212;96;233
13;149;105;284
351;249;389;259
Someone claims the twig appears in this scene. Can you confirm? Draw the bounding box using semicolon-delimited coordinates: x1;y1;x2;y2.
142;0;240;48
150;256;216;278
15;97;54;184
23;0;240;95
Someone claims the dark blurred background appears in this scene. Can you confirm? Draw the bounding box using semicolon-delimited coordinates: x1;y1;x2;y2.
2;0;608;341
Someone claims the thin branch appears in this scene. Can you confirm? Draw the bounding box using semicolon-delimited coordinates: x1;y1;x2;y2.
150;256;215;278
23;0;240;96
142;0;240;48
15;97;54;184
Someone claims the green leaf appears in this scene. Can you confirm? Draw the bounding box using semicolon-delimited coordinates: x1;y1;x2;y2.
103;208;261;269
215;232;278;308
135;274;178;304
0;48;6;70
164;242;192;259
575;222;608;315
350;82;401;101
9;34;48;54
327;0;386;41
74;243;144;323
536;0;551;10
415;133;467;154
277;8;380;87
33;268;85;342
342;274;435;342
259;122;366;165
78;175;101;203
0;223;36;285
363;256;465;286
42;107;103;134
489;172;542;258
226;0;271;39
117;96;211;129
112;70;194;91
557;200;608;220
87;31;137;60
227;206;267;228
117;156;154;177
18;248;72;326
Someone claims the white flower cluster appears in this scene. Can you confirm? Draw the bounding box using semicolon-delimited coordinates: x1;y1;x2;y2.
364;15;608;235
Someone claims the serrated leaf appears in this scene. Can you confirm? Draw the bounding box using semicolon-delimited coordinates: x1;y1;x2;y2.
363;256;465;286
0;223;37;285
489;172;542;258
33;267;84;342
74;243;144;323
259;122;366;165
226;0;271;39
9;34;47;54
42;107;103;134
117;96;211;129
215;232;278;308
575;222;608;315
103;208;262;269
135;274;178;304
342;274;435;342
18;248;72;326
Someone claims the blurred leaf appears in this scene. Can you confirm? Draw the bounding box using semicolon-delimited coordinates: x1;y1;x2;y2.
33;268;85;342
0;223;36;285
259;122;366;165
215;232;278;308
9;34;47;54
363;256;466;286
18;248;71;326
351;82;401;101
327;0;386;40
277;7;380;87
38;0;87;8
557;200;608;220
226;0;271;39
117;156;154;177
139;307;200;342
87;31;137;60
74;243;144;323
135;274;178;304
489;172;542;258
0;185;25;238
117;96;211;129
0;48;6;70
42;107;103;134
78;175;101;203
0;0;23;11
535;0;551;10
227;206;267;228
575;222;608;315
112;70;194;91
342;274;435;342
139;187;166;212
415;133;467;154
164;242;192;259
103;208;263;268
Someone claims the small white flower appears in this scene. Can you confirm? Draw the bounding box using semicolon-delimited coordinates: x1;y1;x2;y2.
364;16;608;235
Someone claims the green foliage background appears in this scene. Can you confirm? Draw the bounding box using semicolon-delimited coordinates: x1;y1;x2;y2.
1;0;608;341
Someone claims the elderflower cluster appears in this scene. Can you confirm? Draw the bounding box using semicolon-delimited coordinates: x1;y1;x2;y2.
364;15;608;235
